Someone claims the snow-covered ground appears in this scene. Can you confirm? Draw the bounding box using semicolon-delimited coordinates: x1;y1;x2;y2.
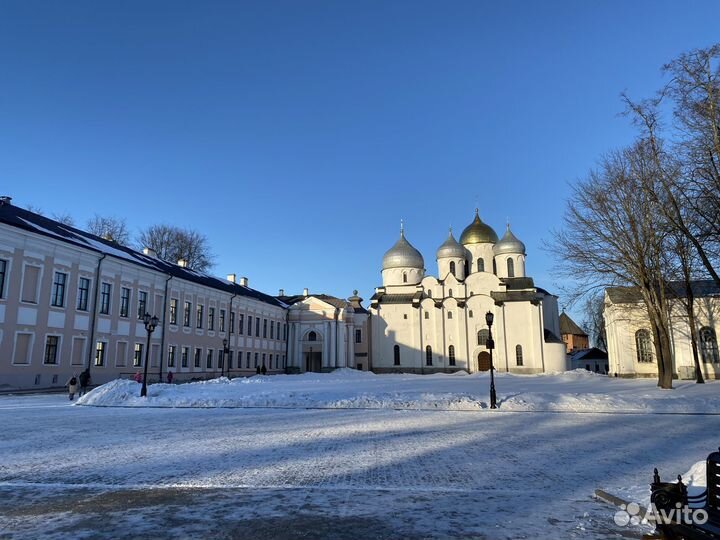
79;368;720;414
1;372;719;539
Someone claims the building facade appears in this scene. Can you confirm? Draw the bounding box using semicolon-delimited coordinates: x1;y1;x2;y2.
369;211;567;374
559;312;589;353
604;283;720;380
0;199;289;390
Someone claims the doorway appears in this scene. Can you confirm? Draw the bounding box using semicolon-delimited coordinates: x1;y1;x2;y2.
477;351;491;372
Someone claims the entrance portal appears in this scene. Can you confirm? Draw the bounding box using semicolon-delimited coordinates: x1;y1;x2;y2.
477;351;491;372
305;350;323;372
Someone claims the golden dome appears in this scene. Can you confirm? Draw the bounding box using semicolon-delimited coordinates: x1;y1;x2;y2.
459;209;498;245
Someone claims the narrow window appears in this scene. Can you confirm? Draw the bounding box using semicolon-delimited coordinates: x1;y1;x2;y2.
428;290;432;298
231;312;236;333
196;304;203;329
449;261;456;276
169;299;178;325
700;327;719;363
100;283;111;315
206;349;213;369
246;315;252;336
403;314;408;319
424;311;429;320
95;341;106;366
194;348;201;368
51;272;67;307
469;310;473;318
448;345;456;366
477;258;484;272
239;314;244;334
493;259;497;275
263;319;267;338
635;330;653;363
21;265;40;303
448;289;453;297
254;352;259;367
426;345;433;366
308;331;317;342
403;273;407;283
355;329;362;343
120;287;131;318
137;291;148;319
183;301;191;326
271;320;275;339
44;336;59;364
134;343;143;367
448;311;453;319
394;345;400;366
262;353;266;368
168;345;176;367
219;309;225;332
181;347;189;368
516;344;523;366
246;351;251;368
208;307;215;331
0;259;6;298
507;258;515;278
228;350;233;369
77;277;90;311
255;317;260;337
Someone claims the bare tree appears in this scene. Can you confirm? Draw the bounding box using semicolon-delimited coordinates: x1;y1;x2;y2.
581;293;607;351
87;214;130;245
52;213;75;226
138;224;215;272
551;140;675;388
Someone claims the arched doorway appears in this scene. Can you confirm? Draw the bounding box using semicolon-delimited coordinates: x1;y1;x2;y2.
477;351;491;372
303;330;323;372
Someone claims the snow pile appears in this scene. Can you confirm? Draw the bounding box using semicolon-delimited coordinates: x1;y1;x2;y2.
76;369;720;412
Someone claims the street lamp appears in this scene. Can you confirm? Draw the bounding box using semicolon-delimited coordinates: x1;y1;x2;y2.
485;311;497;409
222;338;229;378
140;313;159;397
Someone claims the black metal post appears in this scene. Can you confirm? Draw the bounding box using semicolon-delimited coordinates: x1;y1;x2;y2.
222;338;228;378
486;311;497;409
141;313;158;397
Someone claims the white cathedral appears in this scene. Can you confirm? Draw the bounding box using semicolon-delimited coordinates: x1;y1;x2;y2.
369;210;568;374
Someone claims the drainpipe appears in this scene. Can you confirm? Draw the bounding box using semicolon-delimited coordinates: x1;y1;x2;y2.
87;254;106;375
227;292;237;375
284;309;289;373
159;274;172;383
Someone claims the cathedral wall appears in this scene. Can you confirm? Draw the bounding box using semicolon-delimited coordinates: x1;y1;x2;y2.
500;301;543;373
381;267;424;286
464;244;495;275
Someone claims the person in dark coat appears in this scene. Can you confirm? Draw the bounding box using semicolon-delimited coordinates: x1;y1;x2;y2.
78;369;91;397
255;365;261;375
261;364;267;375
167;370;174;384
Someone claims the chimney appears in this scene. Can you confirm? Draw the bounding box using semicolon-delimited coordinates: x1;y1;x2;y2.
239;276;248;287
0;196;11;206
143;247;157;258
227;273;236;283
278;288;285;296
177;259;188;268
303;287;309;297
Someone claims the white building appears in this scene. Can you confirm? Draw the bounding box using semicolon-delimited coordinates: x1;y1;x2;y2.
604;283;720;380
369;211;567;374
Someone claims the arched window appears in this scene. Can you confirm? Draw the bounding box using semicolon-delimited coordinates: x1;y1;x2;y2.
516;344;523;366
308;331;317;342
635;330;653;363
700;326;719;363
449;261;456;276
469;310;473;318
424;311;429;319
448;289;453;297
448;345;456;366
464;260;469;276
426;346;433;366
507;258;515;278
477;258;484;272
493;259;497;275
394;345;400;366
448;311;453;319
403;272;407;283
478;329;489;346
427;290;432;298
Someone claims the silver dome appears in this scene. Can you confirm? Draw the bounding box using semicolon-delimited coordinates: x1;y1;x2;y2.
493;224;526;255
382;229;424;270
436;228;467;259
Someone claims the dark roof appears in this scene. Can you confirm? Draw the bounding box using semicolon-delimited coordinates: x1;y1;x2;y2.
544;328;563;344
501;277;535;290
559;312;587;337
570;347;608;362
375;293;417;304
607;281;720;304
0;200;285;308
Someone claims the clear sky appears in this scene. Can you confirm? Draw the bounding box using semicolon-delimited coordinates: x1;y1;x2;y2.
2;1;719;317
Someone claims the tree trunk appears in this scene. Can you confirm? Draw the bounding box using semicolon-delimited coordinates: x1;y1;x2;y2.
685;295;705;384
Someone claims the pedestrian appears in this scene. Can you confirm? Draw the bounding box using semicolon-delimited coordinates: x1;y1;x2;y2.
78;369;91;397
261;364;267;375
167;370;174;384
255;365;261;375
67;375;78;401
133;371;142;383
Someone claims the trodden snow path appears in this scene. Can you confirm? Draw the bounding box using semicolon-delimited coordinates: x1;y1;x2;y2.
1;392;719;539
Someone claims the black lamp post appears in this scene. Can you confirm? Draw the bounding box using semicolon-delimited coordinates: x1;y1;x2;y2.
222;338;229;378
141;313;159;397
485;311;497;409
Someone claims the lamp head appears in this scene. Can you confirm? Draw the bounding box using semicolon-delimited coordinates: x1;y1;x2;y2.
485;311;494;327
223;338;228;348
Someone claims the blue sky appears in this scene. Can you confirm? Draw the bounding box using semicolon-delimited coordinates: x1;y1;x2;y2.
2;1;719;318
